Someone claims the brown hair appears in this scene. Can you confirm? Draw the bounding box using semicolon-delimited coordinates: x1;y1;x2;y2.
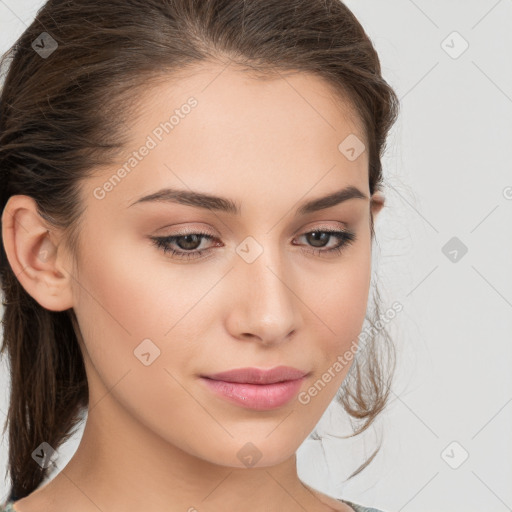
0;0;399;501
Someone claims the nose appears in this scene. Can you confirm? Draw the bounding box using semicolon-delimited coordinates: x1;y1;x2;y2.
224;245;302;347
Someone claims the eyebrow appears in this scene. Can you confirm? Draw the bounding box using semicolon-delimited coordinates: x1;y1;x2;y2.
128;185;368;216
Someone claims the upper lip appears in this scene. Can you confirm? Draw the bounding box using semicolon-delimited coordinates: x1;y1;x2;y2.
202;365;308;384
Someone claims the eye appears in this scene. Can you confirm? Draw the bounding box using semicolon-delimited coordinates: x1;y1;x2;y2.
150;227;356;261
294;228;356;257
150;230;218;261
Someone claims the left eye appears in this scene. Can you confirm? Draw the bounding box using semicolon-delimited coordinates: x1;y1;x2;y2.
150;228;356;261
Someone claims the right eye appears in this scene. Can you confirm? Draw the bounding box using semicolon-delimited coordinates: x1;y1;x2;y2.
150;231;219;261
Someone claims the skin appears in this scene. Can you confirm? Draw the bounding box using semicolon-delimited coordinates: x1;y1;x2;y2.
2;61;384;512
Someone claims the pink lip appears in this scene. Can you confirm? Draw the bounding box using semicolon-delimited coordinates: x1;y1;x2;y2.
200;366;309;411
203;365;308;384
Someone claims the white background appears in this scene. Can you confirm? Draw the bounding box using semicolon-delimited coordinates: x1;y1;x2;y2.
0;1;511;511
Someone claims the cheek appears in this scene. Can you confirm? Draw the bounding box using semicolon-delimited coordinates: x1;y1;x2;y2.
74;239;159;337
310;236;372;374
71;232;167;381
321;237;371;327
71;237;199;429
74;226;194;339
71;230;213;387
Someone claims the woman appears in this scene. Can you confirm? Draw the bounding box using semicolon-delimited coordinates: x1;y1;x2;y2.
0;0;399;511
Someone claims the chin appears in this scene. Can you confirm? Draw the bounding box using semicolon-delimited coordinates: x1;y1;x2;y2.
216;436;301;469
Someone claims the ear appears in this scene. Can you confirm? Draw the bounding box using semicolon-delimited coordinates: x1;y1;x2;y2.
370;190;385;219
1;195;74;311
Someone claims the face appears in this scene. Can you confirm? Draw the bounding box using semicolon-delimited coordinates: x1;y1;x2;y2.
56;63;381;468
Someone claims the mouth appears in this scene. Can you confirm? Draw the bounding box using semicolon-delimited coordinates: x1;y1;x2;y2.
200;366;310;410
201;365;308;384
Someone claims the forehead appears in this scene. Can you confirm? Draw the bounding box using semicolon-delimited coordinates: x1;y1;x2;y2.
132;62;365;144
86;62;369;211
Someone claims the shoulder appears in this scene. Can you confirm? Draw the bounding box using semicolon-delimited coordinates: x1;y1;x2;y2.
300;482;388;512
340;498;390;512
1;494;389;512
0;500;16;512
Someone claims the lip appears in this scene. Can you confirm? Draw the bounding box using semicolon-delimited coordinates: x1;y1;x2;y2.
200;366;309;411
202;365;308;384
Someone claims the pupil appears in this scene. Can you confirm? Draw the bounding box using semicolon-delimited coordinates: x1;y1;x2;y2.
179;234;201;250
308;231;328;247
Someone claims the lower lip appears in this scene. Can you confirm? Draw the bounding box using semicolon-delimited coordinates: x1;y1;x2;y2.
200;376;306;410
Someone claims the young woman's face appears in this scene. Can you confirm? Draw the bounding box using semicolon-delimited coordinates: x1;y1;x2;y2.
71;63;381;468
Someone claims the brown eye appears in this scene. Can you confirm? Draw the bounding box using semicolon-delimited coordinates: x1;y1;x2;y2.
150;231;218;261
150;228;356;262
295;229;356;257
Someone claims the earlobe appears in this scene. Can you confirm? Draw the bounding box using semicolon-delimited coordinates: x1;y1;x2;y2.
1;195;74;312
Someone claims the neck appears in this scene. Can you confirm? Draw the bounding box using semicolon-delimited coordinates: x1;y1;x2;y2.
31;392;325;512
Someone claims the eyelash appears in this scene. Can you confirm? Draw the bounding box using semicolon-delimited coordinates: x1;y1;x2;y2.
150;227;356;261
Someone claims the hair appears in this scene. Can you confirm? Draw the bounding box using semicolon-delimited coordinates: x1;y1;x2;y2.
0;0;399;502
